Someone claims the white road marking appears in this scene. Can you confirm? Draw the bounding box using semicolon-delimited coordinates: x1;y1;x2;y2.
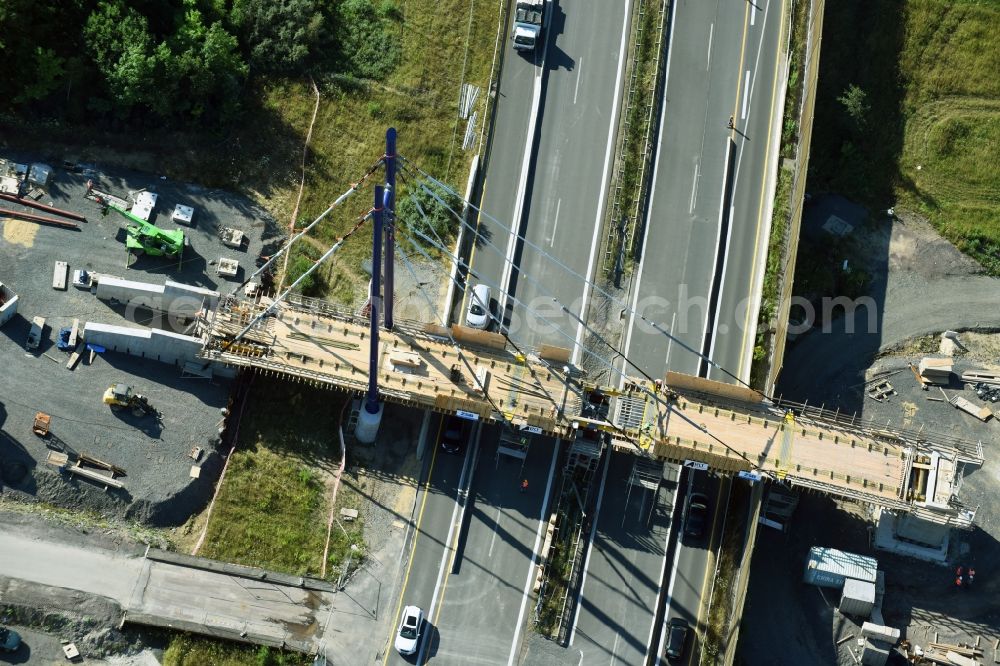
550;198;562;247
664;311;677;369
610;633;622;665
689;162;700;214
507;442;560;665
741;69;751;119
653;476;684;666
574;57;584;104
488;504;503;557
706;23;714;69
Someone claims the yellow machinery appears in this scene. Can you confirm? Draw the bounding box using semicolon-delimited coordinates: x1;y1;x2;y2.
102;383;155;417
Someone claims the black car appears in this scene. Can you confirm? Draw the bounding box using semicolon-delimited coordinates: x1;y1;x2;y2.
684;492;709;538
440;416;467;454
664;617;689;660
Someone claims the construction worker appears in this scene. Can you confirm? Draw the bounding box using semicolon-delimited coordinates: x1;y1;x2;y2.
956;565;964;589
520;479;529;493
968;567;976;586
955;574;963;589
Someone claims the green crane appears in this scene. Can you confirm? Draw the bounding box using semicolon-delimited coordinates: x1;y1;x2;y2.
107;203;185;257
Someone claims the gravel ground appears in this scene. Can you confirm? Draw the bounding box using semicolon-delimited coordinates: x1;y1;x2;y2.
0;153;284;525
779;197;1000;409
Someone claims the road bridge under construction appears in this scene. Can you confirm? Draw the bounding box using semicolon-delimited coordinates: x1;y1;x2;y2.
197;291;982;527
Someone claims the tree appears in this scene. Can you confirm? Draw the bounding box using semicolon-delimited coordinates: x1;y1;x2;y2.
85;2;156;110
837;84;870;130
334;0;401;80
15;48;65;103
395;181;462;243
230;0;328;74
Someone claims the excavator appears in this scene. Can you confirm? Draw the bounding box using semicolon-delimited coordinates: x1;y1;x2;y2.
107;203;185;257
103;383;156;417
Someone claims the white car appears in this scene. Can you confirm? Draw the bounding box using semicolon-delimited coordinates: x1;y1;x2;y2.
394;605;424;655
466;283;491;329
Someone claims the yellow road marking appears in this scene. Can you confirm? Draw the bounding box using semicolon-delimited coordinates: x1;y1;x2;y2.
381;416;444;665
737;0;790;379
687;478;729;666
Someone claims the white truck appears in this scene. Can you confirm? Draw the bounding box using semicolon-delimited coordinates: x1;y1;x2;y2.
512;0;545;51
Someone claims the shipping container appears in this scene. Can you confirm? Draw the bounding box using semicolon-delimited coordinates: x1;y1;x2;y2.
803;546;878;588
840;578;876;618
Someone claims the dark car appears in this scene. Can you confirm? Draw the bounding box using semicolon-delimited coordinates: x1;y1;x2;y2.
684;492;709;538
440;416;467;454
665;617;689;660
0;626;22;653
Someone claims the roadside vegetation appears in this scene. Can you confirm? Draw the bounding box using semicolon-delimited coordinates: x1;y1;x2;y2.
749;0;808;387
606;0;666;279
701;484;749;665
193;377;357;577
807;0;1000;273
164;634;310;666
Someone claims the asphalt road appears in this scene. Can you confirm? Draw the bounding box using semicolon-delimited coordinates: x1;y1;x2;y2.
430;428;558;665
510;0;631;351
707;0;787;383
383;415;469;666
659;470;727;666
460;37;539;327
570;453;677;665
624;0;746;379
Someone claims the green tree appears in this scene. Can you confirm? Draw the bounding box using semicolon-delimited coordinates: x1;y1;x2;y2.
15;47;65;103
334;0;401;80
396;181;462;243
231;0;328;73
837;83;870;130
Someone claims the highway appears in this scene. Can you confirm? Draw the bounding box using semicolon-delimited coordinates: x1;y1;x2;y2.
707;0;787;383
659;470;728;666
429;429;558;665
623;0;747;379
621;1;786;664
511;0;630;351
570;452;677;665
383;418;559;665
464;37;539;323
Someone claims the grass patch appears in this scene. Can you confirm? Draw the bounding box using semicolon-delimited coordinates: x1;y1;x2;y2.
196;376;355;578
701;484;749;664
163;633;309;666
809;0;1000;274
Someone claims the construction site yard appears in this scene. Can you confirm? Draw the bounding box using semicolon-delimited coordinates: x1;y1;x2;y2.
741;331;1000;664
0;153;280;524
